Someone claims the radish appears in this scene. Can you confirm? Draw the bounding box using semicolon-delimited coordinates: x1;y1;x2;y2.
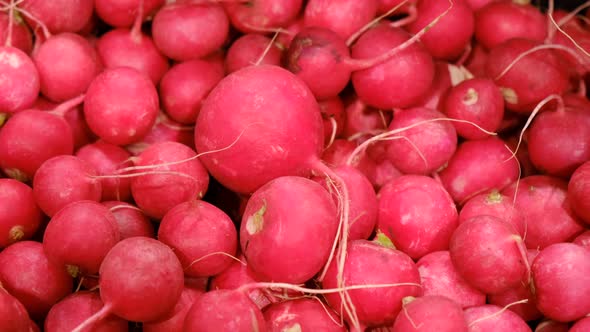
303;0;378;40
94;0;165;28
0;46;39;114
152;2;229;61
0;12;33;54
83;67;159;146
0;179;42;248
392;295;469;332
158;199;237;277
501;175;585;249
183;289;267;331
44;291;127;332
143;286;204;332
160;59;224;124
438;136;519;204
319;97;346;145
573;230;590;249
464;304;532;332
0;241;72;320
449;215;528;294
126;112;196;155
129;141;209;219
416;251;486;308
0;285;31;332
264;298;346;331
223;0;302;33
571;317;590;332
225;33;282;74
458;190;525;237
531;242;590;322
32;155;101;217
535;320;569;332
442;77;505;140
416;61;453;110
42;200;120;277
75;140;133;202
102;201;155;239
18;0;93;34
377;175;459;259
72;237;184;330
342;98;390;140
464;43;489;77
322;239;422;330
240;176;338;283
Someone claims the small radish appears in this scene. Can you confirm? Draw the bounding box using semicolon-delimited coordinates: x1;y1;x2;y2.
18;0;93;34
0;241;72;320
416;61;453;110
0;46;39;114
392;295;469;332
0;285;32;332
225;33;282;74
571;317;590;332
223;0;302;33
303;0;378;40
126;112;196;155
42;200;120;277
158;200;237;277
464;304;532;332
102;201;155;239
573;230;590;249
342;98;390;140
264;298;346;331
566;157;590;224
459;190;525;237
143;285;204;332
94;0;165;28
535;320;569;332
0;12;33;54
319;96;346;145
0;179;42;248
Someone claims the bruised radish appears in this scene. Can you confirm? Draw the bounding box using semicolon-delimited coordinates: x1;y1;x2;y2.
303;0;378;40
0;179;42;248
94;0;165;28
44;291;127;332
143;286;203;332
183;289;267;331
449;215;528;294
377;175;458;259
459;190;525;237
0;285;31;332
322;239;422;329
464;304;532;332
84;67;159;146
225;34;282;74
568;161;590;224
158;200;237;277
392;295;468;332
32;155;101;217
0;12;33;54
0;46;39;114
223;0;302;33
241;176;338;283
102;201;154;239
42;200;120;277
0;241;72;320
19;0;93;34
130;141;209;219
416;251;486;308
264;298;346;332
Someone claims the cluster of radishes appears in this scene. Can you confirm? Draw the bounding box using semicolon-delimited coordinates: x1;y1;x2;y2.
1;0;590;331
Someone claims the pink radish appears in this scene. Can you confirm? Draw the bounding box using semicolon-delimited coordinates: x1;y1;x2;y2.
264;298;346;331
94;0;165;28
459;190;525;237
83;67;159;146
129;141;209;219
223;0;302;33
0;285;32;332
416;61;453;110
102;201;155;239
18;0;93;34
0;12;32;54
0;241;72;320
42;200;120;277
535;320;569;332
143;285;204;332
240;176;338;283
464;304;532;332
225;33;282;74
377;175;459;259
158;200;237;277
416;251;486;308
318;97;346;145
0;179;42;248
0;46;39;114
392;295;469;332
569;161;590;223
573;230;590;249
342;98;390;140
126;112;196;155
303;0;378;40
571;317;590;332
32;155;101;217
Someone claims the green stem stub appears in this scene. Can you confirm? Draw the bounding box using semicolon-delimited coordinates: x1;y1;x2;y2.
485;190;503;204
374;230;396;249
8;225;24;243
246;199;267;235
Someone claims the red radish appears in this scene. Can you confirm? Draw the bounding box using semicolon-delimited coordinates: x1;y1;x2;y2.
94;0;164;28
527;108;590;177
43;200;120;277
75;140;133;202
464;304;532;332
322;139;357;167
0;109;73;182
0;46;39;114
416;61;453;110
0;179;42;248
33;155;101;217
72;237;184;331
569;161;590;223
126;112;196;155
502;175;585;249
535;320;569;332
225;33;282;74
573;230;590;249
160;59;224;124
102;201;155;239
264;298;346;332
129;141;209;219
442;77;504;140
183;289;267;331
438;137;519;204
303;0;378;40
377;0;417;16
223;0;302;33
464;0;496;11
459;190;525;237
464;43;489;78
0;285;31;332
377;175;459;259
19;0;93;34
83;67;159;146
319;97;346;145
342;98;390;140
240;176;338;283
474;0;546;50
485;38;570;114
44;291;127;332
0;241;72;320
322;240;422;330
0;12;33;54
158;200;237;277
384;107;458;175
571;317;590;332
152;2;229;61
531;242;590;322
449;215;528;294
416;251;486;308
392;295;468;332
143;286;204;332
194;65;324;195
407;0;474;60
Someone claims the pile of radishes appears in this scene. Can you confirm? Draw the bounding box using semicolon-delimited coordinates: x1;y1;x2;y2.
1;0;590;331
